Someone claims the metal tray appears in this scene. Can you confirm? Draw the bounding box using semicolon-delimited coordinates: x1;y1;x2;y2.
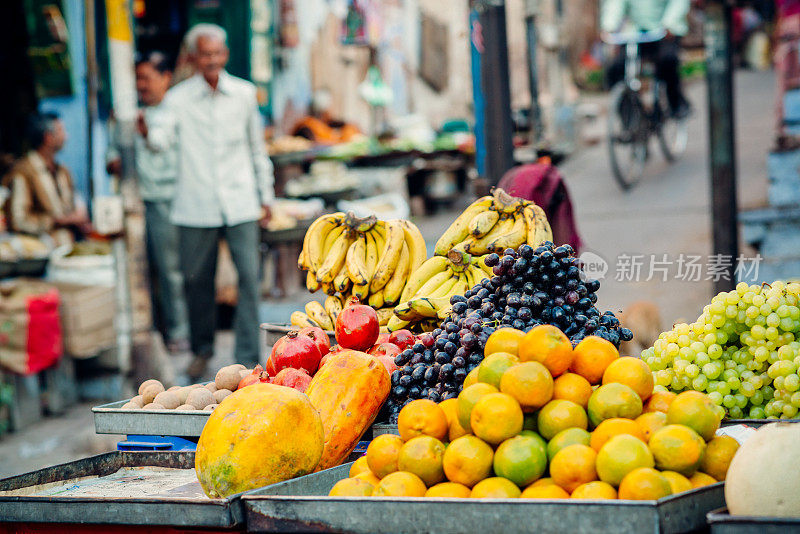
0;451;244;528
93;400;210;437
721;418;799;428
371;423;398;439
707;508;800;534
243;463;725;534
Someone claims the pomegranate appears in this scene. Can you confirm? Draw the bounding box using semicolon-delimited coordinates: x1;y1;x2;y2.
238;365;270;389
298;326;330;356
375;355;399;376
389;329;415;350
271;367;312;392
368;342;402;359
335;297;379;351
376;333;391;344
267;330;322;375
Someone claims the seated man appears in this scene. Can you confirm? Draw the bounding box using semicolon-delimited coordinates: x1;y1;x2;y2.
3;112;90;245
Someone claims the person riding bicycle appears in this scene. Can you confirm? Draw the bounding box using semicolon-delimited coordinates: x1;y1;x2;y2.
601;0;692;119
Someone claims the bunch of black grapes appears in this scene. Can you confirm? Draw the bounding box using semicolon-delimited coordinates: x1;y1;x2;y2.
386;242;633;421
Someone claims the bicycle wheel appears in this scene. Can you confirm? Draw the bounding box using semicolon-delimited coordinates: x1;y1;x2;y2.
607;83;648;190
655;83;689;161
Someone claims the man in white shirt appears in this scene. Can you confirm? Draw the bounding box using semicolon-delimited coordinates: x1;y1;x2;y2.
144;24;274;378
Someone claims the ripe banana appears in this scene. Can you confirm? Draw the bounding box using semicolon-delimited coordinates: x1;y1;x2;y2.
434;196;493;255
291;311;318;328
413;270;453;300
368;291;385;309
352;283;369;302
317;230;352;283
305;213;344;271
371;220;404;292
394;301;422;321
364;229;381;279
376;307;394;326
469;265;490;286
463;264;478;290
324;295;343;324
467;215;514;254
306;271;320;293
407;297;439;318
345;235;369;285
305;301;334;330
523;204;553;247
387;315;411;331
468;210;500;237
488;212;527;253
400;256;449;302
333;266;352;294
320;281;336;296
430;274;459;298
472;255;494;278
400;220;427;273
382;242;411;306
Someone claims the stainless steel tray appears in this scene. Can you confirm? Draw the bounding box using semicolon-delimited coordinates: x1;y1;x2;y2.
721;418;799;427
707;507;800;534
371;423;398;439
0;451;244;527
243;463;725;534
92;400;210;437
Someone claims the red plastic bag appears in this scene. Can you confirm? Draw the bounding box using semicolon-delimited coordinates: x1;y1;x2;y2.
0;283;62;374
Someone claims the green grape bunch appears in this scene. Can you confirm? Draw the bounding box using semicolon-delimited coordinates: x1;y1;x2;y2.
642;281;800;420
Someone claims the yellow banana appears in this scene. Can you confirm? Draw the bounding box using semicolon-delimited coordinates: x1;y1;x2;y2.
333;266;352;294
413;270;453;299
306;271;320;293
400;220;427;273
324;295;343;324
376;307;394;326
320;281;336;296
488;212;527;253
368;290;385;309
470;264;490;286
298;248;310;271
322;225;345;257
471;255;494;278
345;235;369;285
305;300;334;330
317;230;353;283
382;242;411;306
463;264;478;290
434;196;493;255
467;215;514;254
387;315;411;331
352;283;369;302
365;229;381;279
430;274;459;298
407;297;439;318
394;301;424;321
291;311;318;328
468;210;501;237
305;213;344;272
371;220;405;292
400;256;449;302
523;204;553;246
492;188;523;214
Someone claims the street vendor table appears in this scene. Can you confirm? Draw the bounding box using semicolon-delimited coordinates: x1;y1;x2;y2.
260;218;314;297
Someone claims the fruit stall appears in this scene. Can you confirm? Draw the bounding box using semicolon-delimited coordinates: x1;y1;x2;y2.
1;188;799;532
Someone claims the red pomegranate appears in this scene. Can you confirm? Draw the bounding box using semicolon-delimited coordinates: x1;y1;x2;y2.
298;326;330;356
368;342;402;359
267;330;322;375
271;367;312;392
389;329;415;350
238;365;270;389
335;297;379;351
375;355;399;376
376;333;391;344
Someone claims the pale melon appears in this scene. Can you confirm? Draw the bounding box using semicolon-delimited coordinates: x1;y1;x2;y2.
725;422;800;517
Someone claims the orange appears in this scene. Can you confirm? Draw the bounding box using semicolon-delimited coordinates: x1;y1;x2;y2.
602;357;655;401
666;391;721;441
457;383;498;432
354;471;381;486
500;362;554;412
530;477;556;487
660;471;693;494
398;435;446;486
596;434;655;487
648;425;706;476
442;435;494;488
470;477;522;498
397;399;449;441
617;467;672;500
493;432;548;487
547;427;591;461
635;412;668;442
518;325;574;377
366;434;404;478
643;391;676;413
349;456;370;478
537;399;588;440
571;336;620;384
549;444;598;493
552;373;594;408
688;471;717;488
590;418;647;451
521;484;570;499
329;477;374;496
587;383;643;428
699;435;739;481
484;327;525;357
470;392;524;445
439;398;469;441
463;367;480;388
372;471;427;497
425;482;472;498
477;352;520;389
570;481;617;500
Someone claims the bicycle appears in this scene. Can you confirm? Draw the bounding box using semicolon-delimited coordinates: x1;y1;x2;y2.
603;30;690;190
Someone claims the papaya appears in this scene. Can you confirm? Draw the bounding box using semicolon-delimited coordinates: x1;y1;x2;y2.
306;350;391;471
195;383;324;497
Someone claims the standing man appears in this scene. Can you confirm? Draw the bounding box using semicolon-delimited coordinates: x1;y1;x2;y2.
145;24;274;378
107;52;190;353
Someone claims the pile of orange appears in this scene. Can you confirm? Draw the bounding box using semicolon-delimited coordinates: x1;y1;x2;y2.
333;326;740;500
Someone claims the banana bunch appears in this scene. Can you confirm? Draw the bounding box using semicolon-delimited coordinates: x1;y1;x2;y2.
290;295;396;332
434;188;552;257
388;249;494;332
298;211;427;309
